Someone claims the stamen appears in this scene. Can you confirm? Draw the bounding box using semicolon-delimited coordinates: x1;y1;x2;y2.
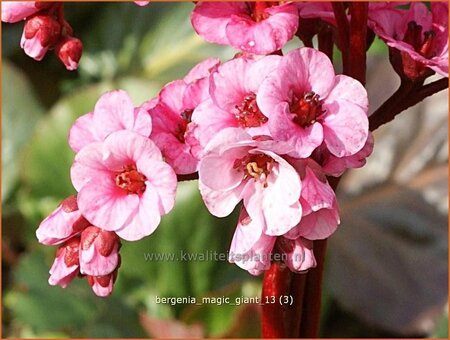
115;165;146;195
290;91;325;127
234;93;268;128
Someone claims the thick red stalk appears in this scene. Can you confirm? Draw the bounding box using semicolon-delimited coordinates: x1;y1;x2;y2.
261;261;292;338
332;2;350;74
349;3;368;85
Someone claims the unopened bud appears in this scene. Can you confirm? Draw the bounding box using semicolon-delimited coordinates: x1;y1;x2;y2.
55;36;83;71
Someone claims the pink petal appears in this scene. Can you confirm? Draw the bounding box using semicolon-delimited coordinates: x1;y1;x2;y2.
199;181;245;217
136;158;177;215
115;185;162;241
191;2;245;45
20;32;48;61
284;237;317;272
68;112;96;153
184;57;220;83
322;101;369;157
325;75;369;111
77;177;140;231
2;2;41;23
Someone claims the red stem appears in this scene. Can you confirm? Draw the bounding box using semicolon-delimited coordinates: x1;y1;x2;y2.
349;3;368;85
332;2;350;74
261;261;292;338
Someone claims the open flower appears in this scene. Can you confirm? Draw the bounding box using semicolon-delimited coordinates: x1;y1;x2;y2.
69;90;152;153
257;47;369;158
192;55;280;149
71;130;177;241
191;1;299;55
369;2;449;79
198;128;301;236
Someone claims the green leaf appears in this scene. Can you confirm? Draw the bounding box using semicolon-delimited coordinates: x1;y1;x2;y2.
6;248;146;337
2;61;44;201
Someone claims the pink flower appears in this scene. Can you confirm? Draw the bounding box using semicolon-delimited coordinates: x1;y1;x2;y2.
1;1;49;23
86;269;118;297
71;130;177;241
229;207;275;275
134;1;150;6
280;237;317;273
369;2;449;78
198;128;301;236
20;14;61;61
229;207;317;275
191;2;299;55
145;58;219;174
36;195;90;245
69;90;152;153
79;226;120;276
320;132;374;177
192;55;280;149
48;237;80;288
55;36;83;71
286;160;340;240
257;47;369;158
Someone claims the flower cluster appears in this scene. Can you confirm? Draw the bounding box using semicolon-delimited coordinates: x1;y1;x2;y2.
1;1;82;70
38;91;177;296
35;1;448;296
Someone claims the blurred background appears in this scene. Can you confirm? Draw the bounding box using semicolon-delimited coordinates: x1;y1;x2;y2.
2;2;448;338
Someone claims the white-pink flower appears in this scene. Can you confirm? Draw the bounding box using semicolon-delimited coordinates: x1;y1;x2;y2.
36;195;90;246
71;130;177;241
79;226;120;276
192;55;280;149
69;90;152;153
198;128;301;236
191;1;299;55
48;237;80;288
257;47;369;158
286;160;340;240
229;207;275;275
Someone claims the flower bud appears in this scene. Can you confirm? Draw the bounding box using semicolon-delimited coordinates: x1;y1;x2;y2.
55;36;83;71
48;236;81;288
21;14;61;60
86;265;119;297
79;226;120;276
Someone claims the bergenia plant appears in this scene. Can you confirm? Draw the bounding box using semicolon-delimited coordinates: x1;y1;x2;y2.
4;1;448;338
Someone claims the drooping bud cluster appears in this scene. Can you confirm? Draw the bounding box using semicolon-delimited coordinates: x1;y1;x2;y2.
2;2;82;71
37;196;121;296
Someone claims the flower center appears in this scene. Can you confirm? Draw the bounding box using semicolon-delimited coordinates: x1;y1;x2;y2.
115;165;146;195
290;91;325;127
248;2;278;22
403;21;436;59
234;93;268;128
234;153;274;187
175;109;194;143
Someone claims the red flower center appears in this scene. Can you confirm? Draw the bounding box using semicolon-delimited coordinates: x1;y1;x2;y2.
403;21;436;59
115;165;146;195
234;153;274;187
234;93;268;128
290;91;325;127
175;109;194;143
248;2;278;22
